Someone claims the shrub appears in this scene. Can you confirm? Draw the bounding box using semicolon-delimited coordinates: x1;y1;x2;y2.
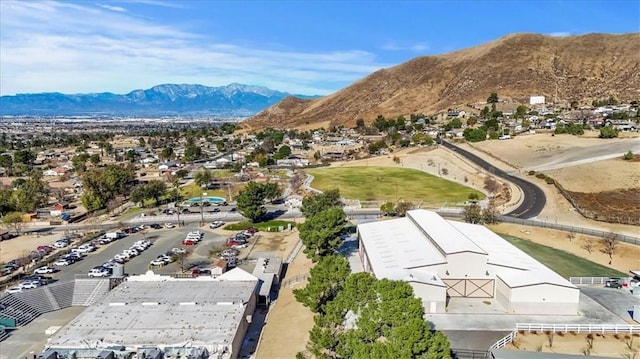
544;176;555;185
535;173;546;179
528;170;536;176
623;151;634;160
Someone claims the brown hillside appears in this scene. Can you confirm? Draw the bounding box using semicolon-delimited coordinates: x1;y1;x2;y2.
244;33;640;130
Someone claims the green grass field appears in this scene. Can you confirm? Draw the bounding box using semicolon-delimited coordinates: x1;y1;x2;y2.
179;182;228;200
307;166;484;202
500;234;626;278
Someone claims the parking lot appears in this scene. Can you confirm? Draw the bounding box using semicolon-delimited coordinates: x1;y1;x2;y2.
45;224;227;282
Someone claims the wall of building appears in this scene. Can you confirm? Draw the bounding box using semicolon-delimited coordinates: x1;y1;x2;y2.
509;284;580;315
231;292;258;359
410;282;446;313
495;277;512;312
439;252;488;278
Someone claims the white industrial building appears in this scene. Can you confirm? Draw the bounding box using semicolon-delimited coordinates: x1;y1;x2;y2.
357;210;579;315
44;268;259;359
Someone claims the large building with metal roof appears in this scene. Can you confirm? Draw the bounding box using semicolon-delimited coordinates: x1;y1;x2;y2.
357;210;579;315
43;268;259;359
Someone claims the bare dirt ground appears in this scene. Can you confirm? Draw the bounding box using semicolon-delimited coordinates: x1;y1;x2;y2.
0;232;66;263
488;223;640;274
505;332;640;358
255;244;315;359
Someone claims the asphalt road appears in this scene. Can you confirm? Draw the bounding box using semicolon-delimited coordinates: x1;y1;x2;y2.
438;139;546;219
49;224;227;281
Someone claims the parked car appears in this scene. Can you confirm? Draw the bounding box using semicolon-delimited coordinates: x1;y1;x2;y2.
605;280;623;289
245;227;259;234
20;280;40;289
182;239;196;246
34;266;55;274
221;248;240;258
209;221;225;229
88;268;111;278
171;247;186;254
150;223;162;229
54;259;72;266
165;223;176;229
5;286;23;294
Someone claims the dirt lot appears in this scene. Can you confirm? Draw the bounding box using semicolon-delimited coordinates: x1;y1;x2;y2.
505;332;640;357
0;232;67;263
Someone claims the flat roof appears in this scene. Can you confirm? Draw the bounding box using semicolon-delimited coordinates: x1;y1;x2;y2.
47;272;257;351
407;210;487;255
252;257;282;297
358;217;446;279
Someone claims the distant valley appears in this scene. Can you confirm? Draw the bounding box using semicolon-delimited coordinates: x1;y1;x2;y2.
0;83;320;118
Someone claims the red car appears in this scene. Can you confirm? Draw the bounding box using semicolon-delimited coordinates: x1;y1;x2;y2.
244;227;259;234
182;239;196;246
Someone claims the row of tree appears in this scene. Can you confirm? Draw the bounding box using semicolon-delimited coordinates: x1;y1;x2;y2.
294;190;451;358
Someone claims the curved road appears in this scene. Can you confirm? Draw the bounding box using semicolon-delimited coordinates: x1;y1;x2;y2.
438;139;546;219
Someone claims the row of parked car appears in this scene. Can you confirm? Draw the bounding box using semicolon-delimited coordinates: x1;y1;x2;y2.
226;227;258;249
149;247;185;266
1;235;79;276
182;230;204;246
4;274;55;294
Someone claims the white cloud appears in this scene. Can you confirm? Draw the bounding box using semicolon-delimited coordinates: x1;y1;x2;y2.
100;4;126;12
381;41;430;52
548;32;571;37
0;0;388;96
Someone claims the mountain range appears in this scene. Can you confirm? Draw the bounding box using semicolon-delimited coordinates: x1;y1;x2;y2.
244;33;640;130
0;83;319;117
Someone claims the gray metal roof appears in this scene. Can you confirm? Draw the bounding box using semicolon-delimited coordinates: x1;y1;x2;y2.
47;272;257;352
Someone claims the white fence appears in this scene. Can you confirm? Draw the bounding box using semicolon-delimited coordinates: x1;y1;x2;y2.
489;330;517;350
569;277;618;285
515;323;640;334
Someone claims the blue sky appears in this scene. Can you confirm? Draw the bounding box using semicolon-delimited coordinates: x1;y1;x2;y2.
1;0;638;96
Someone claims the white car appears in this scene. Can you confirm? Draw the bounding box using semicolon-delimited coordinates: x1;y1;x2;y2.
5;286;22;294
88;268;110;278
34;266;55;274
53;259;71;266
20;281;39;289
165;223;176;229
171;247;186;254
149;258;168;266
209;221;225;229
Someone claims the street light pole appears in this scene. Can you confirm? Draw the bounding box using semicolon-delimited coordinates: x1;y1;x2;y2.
200;192;207;226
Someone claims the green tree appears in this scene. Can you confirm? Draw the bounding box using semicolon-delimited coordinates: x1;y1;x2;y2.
2;211;24;235
13;149;35;166
0;154;13;176
144;180;167;205
130;186;148;207
10;172;48;212
463;128;487;142
161;147;174;161
89;154;101;165
299;208;346;261
380;201;395;216
301;189;343;218
274;145;292;160
184;144;203;162
138;137;146;147
306;273;449;359
487;92;499;104
125;149;140;162
235;181;268;222
195;169;214;188
262;182;282;203
599;125;619;138
293;255;350;314
515;105;528;119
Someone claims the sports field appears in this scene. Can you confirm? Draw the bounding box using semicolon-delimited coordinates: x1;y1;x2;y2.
307;166;484;202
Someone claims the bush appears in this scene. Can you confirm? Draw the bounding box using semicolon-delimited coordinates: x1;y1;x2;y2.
535;173;546;179
623;150;634;160
544;176;555;185
528;170;536;176
599;125;619;138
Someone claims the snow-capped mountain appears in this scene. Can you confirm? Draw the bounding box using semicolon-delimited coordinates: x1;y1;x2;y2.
0;83;319;117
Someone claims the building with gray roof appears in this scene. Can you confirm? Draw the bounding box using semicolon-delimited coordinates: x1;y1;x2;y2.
44;268;258;359
357;210;579;315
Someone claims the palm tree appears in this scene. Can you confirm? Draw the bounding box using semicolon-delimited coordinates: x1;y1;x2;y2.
194;169;214;188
